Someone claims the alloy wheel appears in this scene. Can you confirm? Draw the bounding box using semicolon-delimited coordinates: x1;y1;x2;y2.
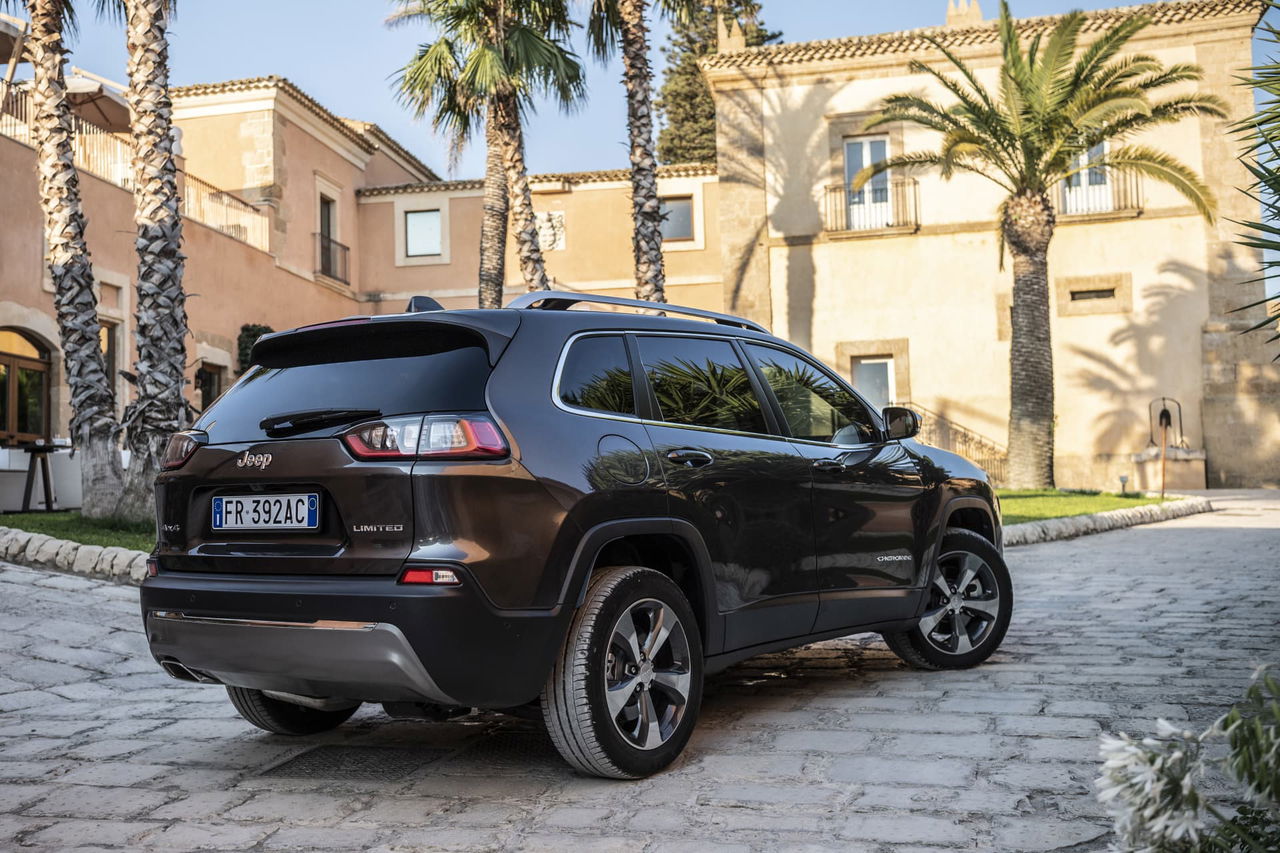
918;551;1003;655
604;598;693;750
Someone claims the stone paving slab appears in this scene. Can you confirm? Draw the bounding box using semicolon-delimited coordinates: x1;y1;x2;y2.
0;490;1276;851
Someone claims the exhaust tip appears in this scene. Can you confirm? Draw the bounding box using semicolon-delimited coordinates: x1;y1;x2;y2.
160;660;219;684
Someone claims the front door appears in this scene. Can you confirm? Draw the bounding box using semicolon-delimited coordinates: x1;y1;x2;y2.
634;334;817;652
743;343;927;633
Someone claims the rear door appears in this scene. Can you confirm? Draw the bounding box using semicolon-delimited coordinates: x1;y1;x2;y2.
155;323;496;576
742;343;926;633
634;334;817;651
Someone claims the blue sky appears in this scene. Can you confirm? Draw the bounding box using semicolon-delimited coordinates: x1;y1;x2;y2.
50;1;1266;179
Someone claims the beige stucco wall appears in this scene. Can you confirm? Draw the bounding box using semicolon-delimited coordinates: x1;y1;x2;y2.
708;7;1277;488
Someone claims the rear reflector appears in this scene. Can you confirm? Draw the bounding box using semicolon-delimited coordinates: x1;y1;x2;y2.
400;568;460;585
146;558;159;578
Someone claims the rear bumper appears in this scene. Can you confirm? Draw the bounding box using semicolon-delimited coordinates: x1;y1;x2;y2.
139;570;569;708
146;612;457;704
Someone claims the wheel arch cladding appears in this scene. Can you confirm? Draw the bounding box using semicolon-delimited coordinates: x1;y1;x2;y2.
566;519;723;655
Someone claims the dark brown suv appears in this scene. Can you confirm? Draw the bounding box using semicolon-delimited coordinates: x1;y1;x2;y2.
141;292;1011;779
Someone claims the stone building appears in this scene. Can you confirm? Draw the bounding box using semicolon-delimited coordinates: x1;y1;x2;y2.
702;0;1277;488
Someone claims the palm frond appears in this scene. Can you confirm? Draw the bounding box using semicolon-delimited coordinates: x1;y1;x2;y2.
1098;144;1217;221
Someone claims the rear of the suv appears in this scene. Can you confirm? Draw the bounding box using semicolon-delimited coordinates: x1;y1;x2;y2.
143;311;578;713
142;296;1011;779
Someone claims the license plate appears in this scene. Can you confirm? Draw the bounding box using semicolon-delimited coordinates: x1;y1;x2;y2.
211;494;319;530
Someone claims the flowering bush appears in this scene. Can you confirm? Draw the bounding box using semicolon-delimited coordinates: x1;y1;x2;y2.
1098;668;1279;852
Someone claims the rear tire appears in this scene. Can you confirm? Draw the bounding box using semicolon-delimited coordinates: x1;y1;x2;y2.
882;529;1012;670
542;566;703;779
226;686;358;735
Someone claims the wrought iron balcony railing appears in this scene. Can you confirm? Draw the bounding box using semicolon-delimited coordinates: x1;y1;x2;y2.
822;178;919;234
315;232;350;284
1053;169;1142;218
2;89;270;251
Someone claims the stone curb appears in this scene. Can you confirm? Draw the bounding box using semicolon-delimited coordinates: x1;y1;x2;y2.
0;526;149;584
1002;495;1214;547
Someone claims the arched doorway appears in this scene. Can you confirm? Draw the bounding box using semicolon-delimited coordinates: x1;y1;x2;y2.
0;328;51;445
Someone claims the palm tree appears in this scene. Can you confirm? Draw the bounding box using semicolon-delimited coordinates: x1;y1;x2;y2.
1237;4;1280;355
585;0;695;303
854;0;1225;488
10;0;123;518
394;0;585;301
117;0;188;521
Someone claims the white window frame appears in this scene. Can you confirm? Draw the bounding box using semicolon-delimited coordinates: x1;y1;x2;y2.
404;209;443;258
1061;141;1114;215
842;135;894;231
851;355;896;410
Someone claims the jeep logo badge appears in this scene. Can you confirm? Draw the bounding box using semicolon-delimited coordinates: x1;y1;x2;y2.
236;452;273;470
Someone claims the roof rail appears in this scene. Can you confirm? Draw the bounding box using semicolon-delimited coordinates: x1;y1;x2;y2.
506;290;768;334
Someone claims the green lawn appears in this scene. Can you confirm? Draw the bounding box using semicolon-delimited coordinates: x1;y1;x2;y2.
0;511;154;552
996;489;1167;526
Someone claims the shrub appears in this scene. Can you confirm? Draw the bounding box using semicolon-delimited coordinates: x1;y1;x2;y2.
1098;668;1280;851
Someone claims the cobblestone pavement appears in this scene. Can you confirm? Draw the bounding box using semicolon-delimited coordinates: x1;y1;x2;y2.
0;491;1277;852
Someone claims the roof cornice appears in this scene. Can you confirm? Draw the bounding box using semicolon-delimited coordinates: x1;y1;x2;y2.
701;0;1265;73
357;162;717;198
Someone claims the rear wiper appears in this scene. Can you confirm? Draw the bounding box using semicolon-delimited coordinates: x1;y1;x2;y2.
259;408;380;435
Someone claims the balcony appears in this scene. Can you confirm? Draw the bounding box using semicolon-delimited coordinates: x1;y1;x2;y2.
1;88;270;250
1053;169;1142;219
822;178;919;236
315;232;350;284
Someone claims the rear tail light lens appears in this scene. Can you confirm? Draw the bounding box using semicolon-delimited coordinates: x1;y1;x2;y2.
160;431;207;470
343;415;507;461
400;567;460;585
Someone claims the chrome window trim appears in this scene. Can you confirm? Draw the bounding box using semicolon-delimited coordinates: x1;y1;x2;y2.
551;329;797;444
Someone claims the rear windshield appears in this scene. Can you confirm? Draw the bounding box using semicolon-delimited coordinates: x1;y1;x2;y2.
195;337;491;443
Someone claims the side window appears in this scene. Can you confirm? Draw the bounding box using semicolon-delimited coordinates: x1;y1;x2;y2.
745;344;878;445
637;336;768;435
558;335;635;417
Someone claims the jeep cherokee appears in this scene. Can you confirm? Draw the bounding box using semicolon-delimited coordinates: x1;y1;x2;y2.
141;291;1012;779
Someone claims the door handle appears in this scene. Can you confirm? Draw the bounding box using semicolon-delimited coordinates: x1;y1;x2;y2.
667;449;714;468
812;458;845;473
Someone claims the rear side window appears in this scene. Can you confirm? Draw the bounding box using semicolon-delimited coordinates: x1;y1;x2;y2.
636;336;768;435
195;333;491;443
558;335;635;416
746;344;878;445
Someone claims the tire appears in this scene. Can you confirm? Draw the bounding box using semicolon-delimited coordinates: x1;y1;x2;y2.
225;686;359;735
882;528;1013;670
542;566;704;779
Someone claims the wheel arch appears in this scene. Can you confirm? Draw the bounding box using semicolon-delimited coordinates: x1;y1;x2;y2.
558;518;725;656
941;496;1000;551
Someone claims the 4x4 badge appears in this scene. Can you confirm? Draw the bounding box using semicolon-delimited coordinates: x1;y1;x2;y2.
236;452;272;470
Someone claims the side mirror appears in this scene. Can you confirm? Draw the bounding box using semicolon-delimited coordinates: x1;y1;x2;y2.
883;406;920;441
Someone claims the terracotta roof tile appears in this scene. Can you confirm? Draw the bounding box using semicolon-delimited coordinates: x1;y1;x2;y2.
702;0;1264;70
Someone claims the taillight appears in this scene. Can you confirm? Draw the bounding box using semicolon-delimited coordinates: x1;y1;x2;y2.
342;415;507;461
160;431;207;470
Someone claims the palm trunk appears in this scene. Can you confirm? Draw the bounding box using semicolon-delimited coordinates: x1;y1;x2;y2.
1003;190;1056;489
118;0;189;522
493;90;548;292
617;0;666;303
478;98;509;308
25;0;123;519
